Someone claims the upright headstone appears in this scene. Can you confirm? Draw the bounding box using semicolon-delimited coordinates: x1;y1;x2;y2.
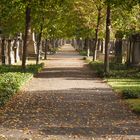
16;39;20;62
101;39;105;54
114;31;124;63
131;34;140;65
27;31;37;58
0;38;1;62
1;38;6;64
97;39;102;51
115;39;122;63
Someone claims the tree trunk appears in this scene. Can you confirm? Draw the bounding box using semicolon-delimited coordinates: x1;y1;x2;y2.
1;38;6;65
8;39;11;65
22;4;31;69
44;39;48;60
104;4;111;73
36;23;43;65
93;8;102;61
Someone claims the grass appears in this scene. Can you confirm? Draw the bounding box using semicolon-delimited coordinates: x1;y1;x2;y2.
0;63;44;106
89;61;140;113
0;63;44;74
126;99;140;113
79;50;93;56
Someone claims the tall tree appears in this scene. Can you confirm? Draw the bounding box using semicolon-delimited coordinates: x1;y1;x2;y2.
92;6;102;61
104;3;111;73
22;2;31;69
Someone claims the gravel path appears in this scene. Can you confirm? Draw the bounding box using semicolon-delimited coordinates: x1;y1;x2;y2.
0;44;140;140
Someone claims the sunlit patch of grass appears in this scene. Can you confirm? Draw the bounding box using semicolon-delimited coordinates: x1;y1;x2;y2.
107;79;140;91
89;61;140;113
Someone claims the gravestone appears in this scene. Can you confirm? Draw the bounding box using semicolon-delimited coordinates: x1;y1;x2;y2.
0;38;2;63
131;34;140;65
1;38;6;64
27;31;37;59
101;39;105;54
115;38;122;63
97;39;102;51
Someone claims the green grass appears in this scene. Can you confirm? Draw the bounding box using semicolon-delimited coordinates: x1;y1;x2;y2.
0;72;32;106
0;63;44;106
126;99;140;113
79;50;93;56
0;63;44;74
79;50;87;56
89;61;140;113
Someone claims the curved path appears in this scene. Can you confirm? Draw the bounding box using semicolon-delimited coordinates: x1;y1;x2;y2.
0;44;140;140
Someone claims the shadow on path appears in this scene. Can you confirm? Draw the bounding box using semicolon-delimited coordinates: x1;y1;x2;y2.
0;44;140;139
1;88;140;137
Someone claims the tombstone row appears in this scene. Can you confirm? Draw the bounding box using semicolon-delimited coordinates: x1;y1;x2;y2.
0;36;65;65
71;34;140;65
0;37;22;65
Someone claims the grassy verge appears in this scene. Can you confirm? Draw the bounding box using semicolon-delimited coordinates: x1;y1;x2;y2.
0;63;44;106
79;50;93;56
89;61;140;113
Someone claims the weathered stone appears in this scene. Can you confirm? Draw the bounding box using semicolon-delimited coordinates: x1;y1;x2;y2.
101;40;105;54
97;39;102;51
127;34;140;65
27;31;37;58
115;39;123;63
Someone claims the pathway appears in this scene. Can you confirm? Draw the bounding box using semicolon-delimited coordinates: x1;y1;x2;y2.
0;44;140;140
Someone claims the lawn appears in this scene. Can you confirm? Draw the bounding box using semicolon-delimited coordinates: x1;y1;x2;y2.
89;61;140;113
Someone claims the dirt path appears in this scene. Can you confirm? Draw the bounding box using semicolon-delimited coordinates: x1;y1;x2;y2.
0;44;140;140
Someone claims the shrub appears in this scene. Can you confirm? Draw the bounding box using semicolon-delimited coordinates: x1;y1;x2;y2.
26;63;44;74
0;63;44;106
79;50;87;56
0;63;44;74
79;50;93;56
126;99;140;113
122;89;140;99
89;61;104;77
0;72;32;106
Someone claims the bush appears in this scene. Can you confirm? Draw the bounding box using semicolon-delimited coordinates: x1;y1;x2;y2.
26;63;44;74
79;50;93;56
0;63;44;106
89;61;140;113
89;61;104;77
0;72;32;106
126;99;140;113
0;63;44;74
79;50;87;56
122;89;140;99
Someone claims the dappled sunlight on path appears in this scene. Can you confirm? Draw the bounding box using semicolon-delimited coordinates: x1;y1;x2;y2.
0;44;140;139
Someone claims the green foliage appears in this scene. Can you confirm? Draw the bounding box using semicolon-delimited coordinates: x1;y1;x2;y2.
0;63;44;74
89;61;140;113
89;61;104;77
122;89;140;99
0;63;44;106
0;72;32;106
79;50;87;56
1;0;139;39
108;78;140;99
126;99;140;113
50;47;59;54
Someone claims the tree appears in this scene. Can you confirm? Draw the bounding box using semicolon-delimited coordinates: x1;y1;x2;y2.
92;0;104;61
22;2;31;69
104;3;111;73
